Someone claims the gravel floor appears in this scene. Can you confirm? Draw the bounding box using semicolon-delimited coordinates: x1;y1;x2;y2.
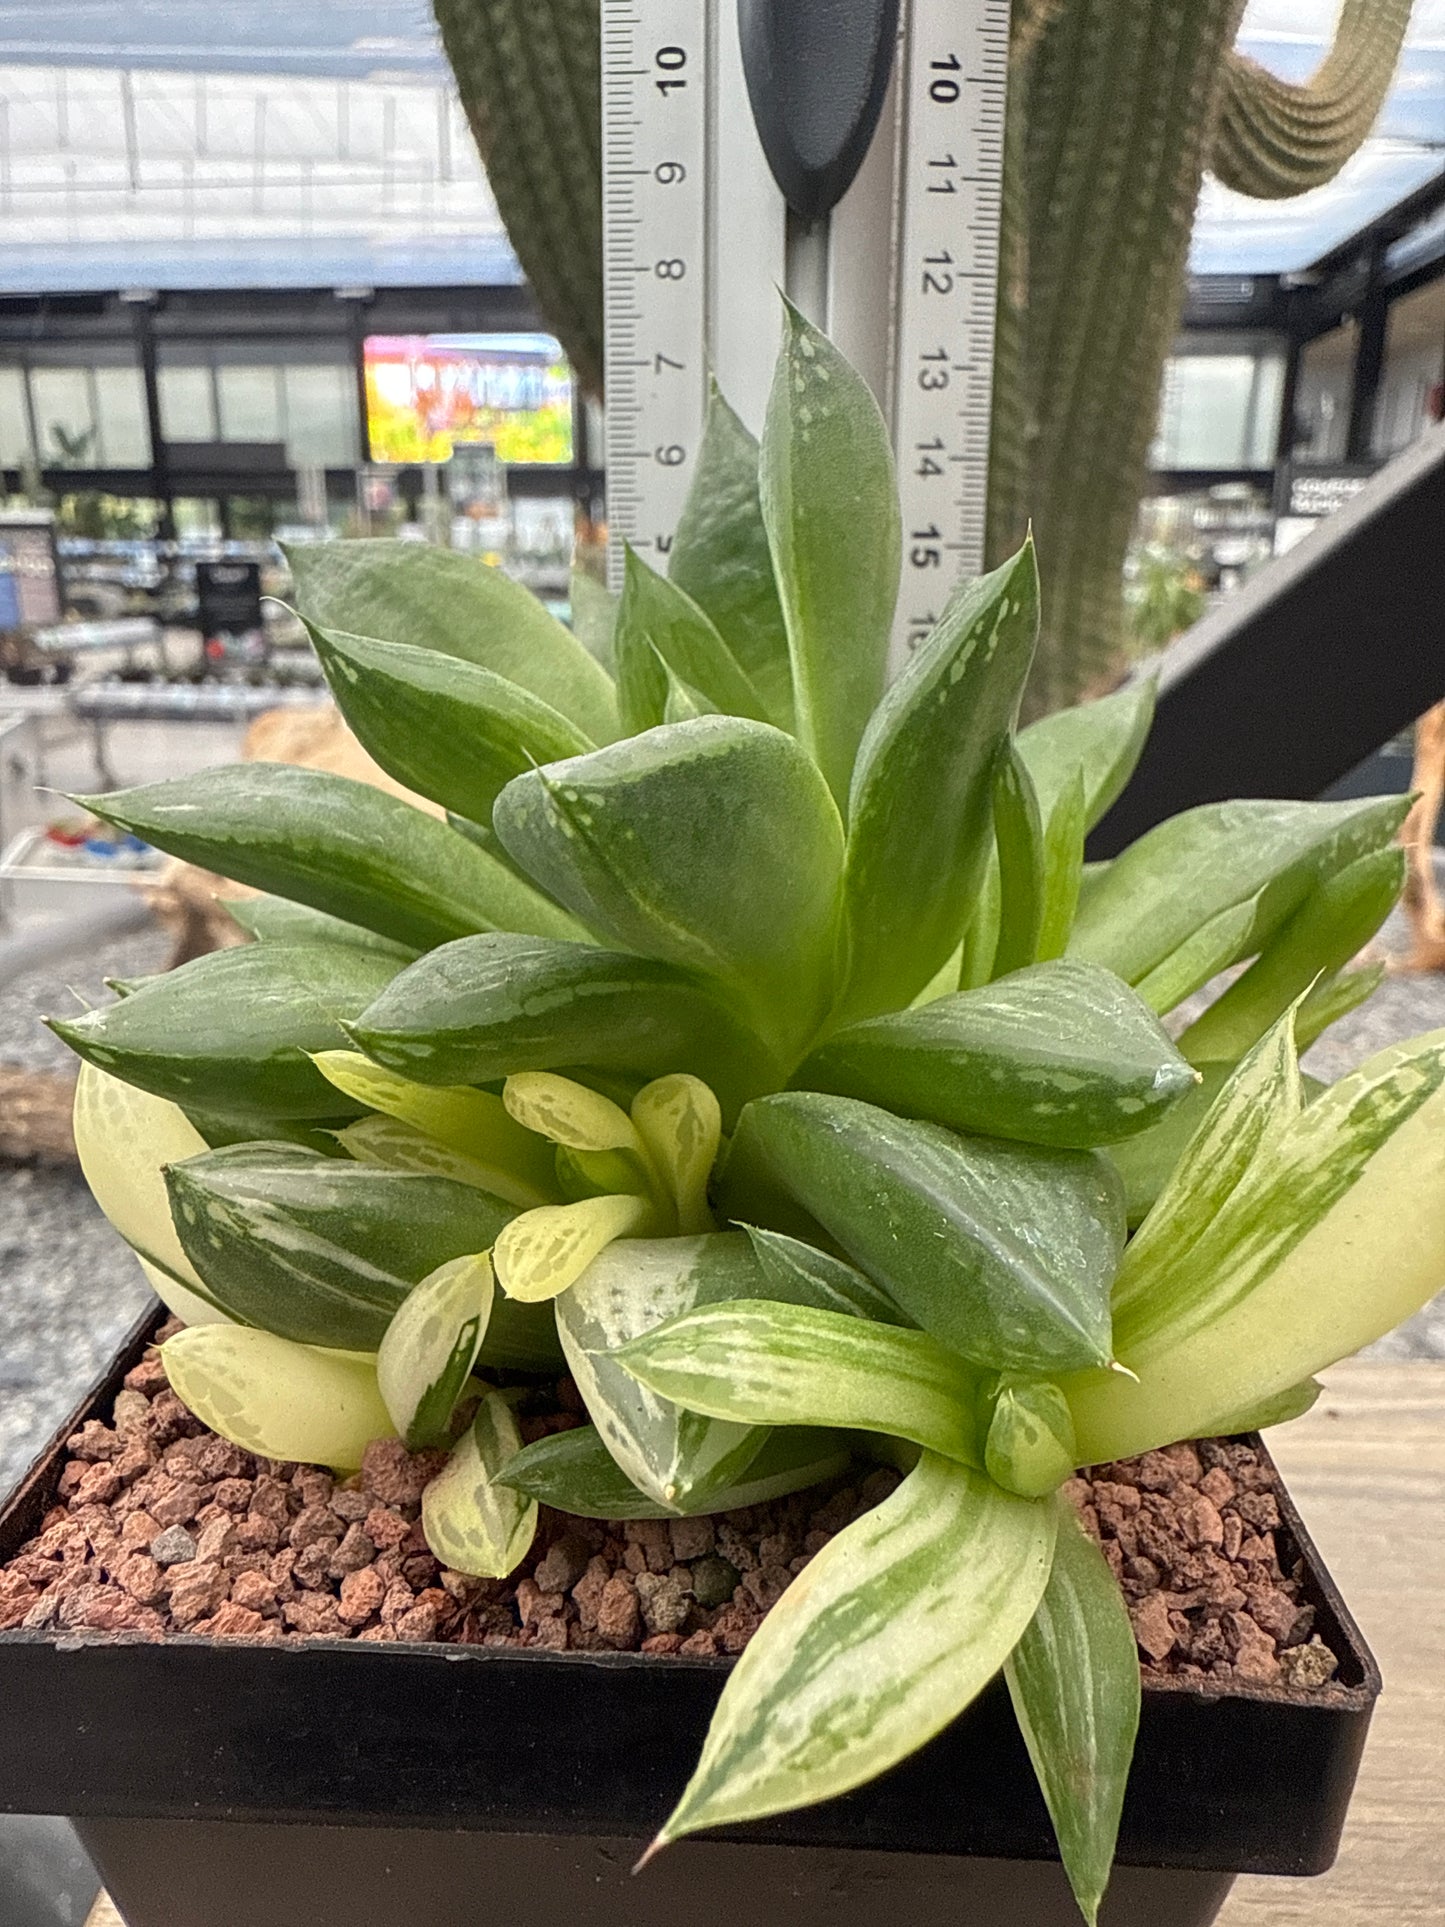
0;925;170;1500
2;890;1444;1506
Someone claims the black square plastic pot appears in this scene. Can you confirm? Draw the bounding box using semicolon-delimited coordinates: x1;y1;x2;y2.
0;1310;1380;1927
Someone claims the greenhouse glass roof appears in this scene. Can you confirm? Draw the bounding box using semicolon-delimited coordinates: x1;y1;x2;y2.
0;1;1441;295
1191;0;1445;274
0;1;522;291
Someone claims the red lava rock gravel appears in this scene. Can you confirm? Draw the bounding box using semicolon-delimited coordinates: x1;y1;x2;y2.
0;1327;1342;1690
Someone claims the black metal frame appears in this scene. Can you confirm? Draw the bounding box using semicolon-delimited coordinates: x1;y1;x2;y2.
1092;416;1445;852
1161;166;1445;501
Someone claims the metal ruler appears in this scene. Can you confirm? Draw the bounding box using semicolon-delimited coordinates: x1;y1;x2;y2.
601;0;1010;669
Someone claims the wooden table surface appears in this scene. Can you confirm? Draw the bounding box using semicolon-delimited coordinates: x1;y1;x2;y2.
85;1359;1444;1927
1219;1359;1445;1924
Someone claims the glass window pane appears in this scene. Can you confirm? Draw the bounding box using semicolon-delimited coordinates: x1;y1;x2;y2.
159;365;218;442
1151;355;1283;470
31;368;97;467
1372;278;1445;459
0;367;32;466
217;365;283;443
92;365;151;466
281;363;357;466
1294;323;1355;464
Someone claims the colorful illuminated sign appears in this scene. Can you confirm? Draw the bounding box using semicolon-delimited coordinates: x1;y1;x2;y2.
363;333;573;466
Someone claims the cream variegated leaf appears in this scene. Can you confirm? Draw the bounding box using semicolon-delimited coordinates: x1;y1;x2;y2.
161;1326;393;1472
555;1235;770;1510
421;1390;537;1578
376;1253;494;1449
616;1299;985;1467
653;1455;1055;1847
1072;1030;1445;1462
494;1192;655;1302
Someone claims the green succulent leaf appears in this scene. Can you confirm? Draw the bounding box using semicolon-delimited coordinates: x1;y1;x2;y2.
163;1145;560;1365
992;741;1048;979
223;894;418;961
1295;962;1386;1050
838;542;1039;1016
726;1093;1125;1375
985;1379;1077;1499
568;568;618;674
760;301;899;805
76;764;583;954
742;1224;907;1325
1005;1501;1140;1927
798;960;1198;1150
50;943;399;1124
162;1325;393;1472
1131;897;1260;1016
492;719;843;1051
616;1298;984;1466
1015;680;1156;831
1177;845;1405;1064
1068;794;1410;990
313;1049;556;1207
1070;1028;1445;1463
1038;769;1087;962
304;619;596;825
555;1233;774;1510
376;1253;494;1450
661;665;719;722
284;537;620;744
958;853;1002;992
615;547;771;732
653;1453;1055;1847
668;383;794;731
421;1390;538;1579
349;934;779;1123
498;1422;852;1520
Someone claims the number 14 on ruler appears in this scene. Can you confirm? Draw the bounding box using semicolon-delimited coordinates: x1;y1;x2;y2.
602;0;1009;669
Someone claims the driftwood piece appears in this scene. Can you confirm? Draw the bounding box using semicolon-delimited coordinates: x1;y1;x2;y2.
0;1066;77;1165
1397;700;1445;974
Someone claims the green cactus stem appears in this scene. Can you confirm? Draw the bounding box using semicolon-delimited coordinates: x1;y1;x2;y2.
1213;0;1415;198
991;0;1413;715
434;0;604;395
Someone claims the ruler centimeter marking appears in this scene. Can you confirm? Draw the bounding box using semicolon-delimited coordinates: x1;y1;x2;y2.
892;0;1010;661
602;0;1010;659
602;2;709;594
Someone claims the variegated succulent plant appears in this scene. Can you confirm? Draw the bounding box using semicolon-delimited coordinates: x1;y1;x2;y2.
53;310;1445;1924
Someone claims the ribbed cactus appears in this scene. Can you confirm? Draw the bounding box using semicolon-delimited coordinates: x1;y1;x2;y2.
434;0;603;396
993;0;1414;714
434;0;1413;708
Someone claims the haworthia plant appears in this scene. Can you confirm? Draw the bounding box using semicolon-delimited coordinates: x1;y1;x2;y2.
57;312;1438;1925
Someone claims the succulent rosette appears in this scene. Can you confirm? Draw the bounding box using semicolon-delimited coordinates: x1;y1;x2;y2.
53;310;1445;1923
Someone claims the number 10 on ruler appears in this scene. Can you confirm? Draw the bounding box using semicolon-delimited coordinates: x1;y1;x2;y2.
602;2;708;591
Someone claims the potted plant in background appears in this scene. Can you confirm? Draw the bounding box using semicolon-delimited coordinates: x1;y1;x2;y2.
1;314;1440;1927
